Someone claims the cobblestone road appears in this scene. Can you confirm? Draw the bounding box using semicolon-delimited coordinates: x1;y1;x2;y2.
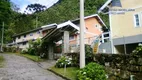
0;53;64;80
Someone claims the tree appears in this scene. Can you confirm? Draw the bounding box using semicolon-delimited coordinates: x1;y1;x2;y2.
0;0;12;23
0;0;12;43
26;3;47;13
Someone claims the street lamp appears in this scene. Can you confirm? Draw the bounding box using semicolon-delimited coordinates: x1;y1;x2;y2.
80;0;85;68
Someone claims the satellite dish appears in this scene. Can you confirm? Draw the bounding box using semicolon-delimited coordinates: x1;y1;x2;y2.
112;0;122;7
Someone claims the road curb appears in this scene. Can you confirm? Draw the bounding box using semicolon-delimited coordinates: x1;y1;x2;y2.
47;69;71;80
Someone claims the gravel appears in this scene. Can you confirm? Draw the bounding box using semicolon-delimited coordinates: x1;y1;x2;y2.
0;53;64;80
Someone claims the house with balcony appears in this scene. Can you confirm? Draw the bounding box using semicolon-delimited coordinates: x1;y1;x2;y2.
98;0;142;54
68;14;107;52
9;14;106;59
41;14;107;59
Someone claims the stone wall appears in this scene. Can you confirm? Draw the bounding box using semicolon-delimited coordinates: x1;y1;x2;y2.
94;54;142;79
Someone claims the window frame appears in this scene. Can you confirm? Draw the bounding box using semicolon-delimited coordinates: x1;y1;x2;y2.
24;35;26;38
134;13;141;27
18;36;20;39
69;35;75;41
37;31;40;34
22;42;27;45
30;33;33;36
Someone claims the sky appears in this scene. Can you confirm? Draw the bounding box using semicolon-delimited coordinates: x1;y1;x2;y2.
11;0;59;13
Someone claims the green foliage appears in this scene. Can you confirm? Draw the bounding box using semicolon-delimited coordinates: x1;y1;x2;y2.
0;0;12;23
50;67;79;80
85;44;94;64
3;46;17;53
13;13;35;33
19;53;43;62
55;56;72;68
132;44;142;57
20;49;27;54
26;38;42;56
2;0;108;44
37;0;108;25
0;0;13;43
0;56;4;68
76;62;107;80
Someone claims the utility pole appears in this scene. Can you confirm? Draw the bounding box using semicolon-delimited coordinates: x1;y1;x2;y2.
1;22;4;52
36;16;38;28
80;0;85;68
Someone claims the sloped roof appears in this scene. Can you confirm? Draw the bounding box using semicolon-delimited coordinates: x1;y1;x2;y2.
42;21;79;42
98;0;112;13
72;14;107;27
13;23;57;37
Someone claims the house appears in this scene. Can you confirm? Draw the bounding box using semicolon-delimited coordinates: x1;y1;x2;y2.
9;14;106;59
9;23;57;49
42;14;106;59
69;14;107;52
98;0;142;54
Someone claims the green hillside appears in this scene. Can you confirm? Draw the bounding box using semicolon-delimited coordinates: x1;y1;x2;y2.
0;0;108;43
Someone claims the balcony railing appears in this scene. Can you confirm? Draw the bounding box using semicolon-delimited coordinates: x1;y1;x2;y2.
101;31;110;43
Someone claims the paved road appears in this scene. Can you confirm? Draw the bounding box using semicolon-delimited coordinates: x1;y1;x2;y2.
0;53;64;80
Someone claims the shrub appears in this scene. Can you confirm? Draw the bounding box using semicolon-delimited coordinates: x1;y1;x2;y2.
55;56;72;68
132;44;142;57
3;46;17;53
85;44;94;64
76;62;107;80
20;49;28;54
27;47;36;55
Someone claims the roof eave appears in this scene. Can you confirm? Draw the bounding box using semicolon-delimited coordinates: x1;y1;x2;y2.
98;0;112;13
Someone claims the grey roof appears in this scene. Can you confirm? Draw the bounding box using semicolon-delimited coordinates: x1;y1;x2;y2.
13;23;57;37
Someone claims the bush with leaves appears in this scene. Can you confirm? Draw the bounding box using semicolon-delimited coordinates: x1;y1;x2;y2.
76;62;107;80
26;38;42;56
85;44;94;64
20;49;28;54
55;56;72;68
132;44;142;57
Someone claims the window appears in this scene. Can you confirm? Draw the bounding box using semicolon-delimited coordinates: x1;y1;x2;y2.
69;36;74;40
95;24;101;31
24;35;26;38
18;36;20;39
95;24;98;28
37;31;40;34
86;27;88;30
134;14;140;27
30;33;33;36
23;42;26;45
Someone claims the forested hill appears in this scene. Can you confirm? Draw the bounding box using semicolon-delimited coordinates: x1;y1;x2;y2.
36;0;108;26
0;0;108;43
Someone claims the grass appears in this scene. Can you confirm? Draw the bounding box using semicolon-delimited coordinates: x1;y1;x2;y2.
18;53;44;62
4;52;44;62
50;67;79;80
0;56;4;68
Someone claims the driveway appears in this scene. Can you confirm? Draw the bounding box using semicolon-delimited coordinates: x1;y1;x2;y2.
0;53;64;80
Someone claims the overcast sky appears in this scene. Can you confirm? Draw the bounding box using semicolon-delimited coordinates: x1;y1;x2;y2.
11;0;59;13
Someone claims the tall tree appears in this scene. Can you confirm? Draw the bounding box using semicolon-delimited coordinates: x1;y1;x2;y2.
0;0;12;43
0;0;12;23
26;3;47;13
